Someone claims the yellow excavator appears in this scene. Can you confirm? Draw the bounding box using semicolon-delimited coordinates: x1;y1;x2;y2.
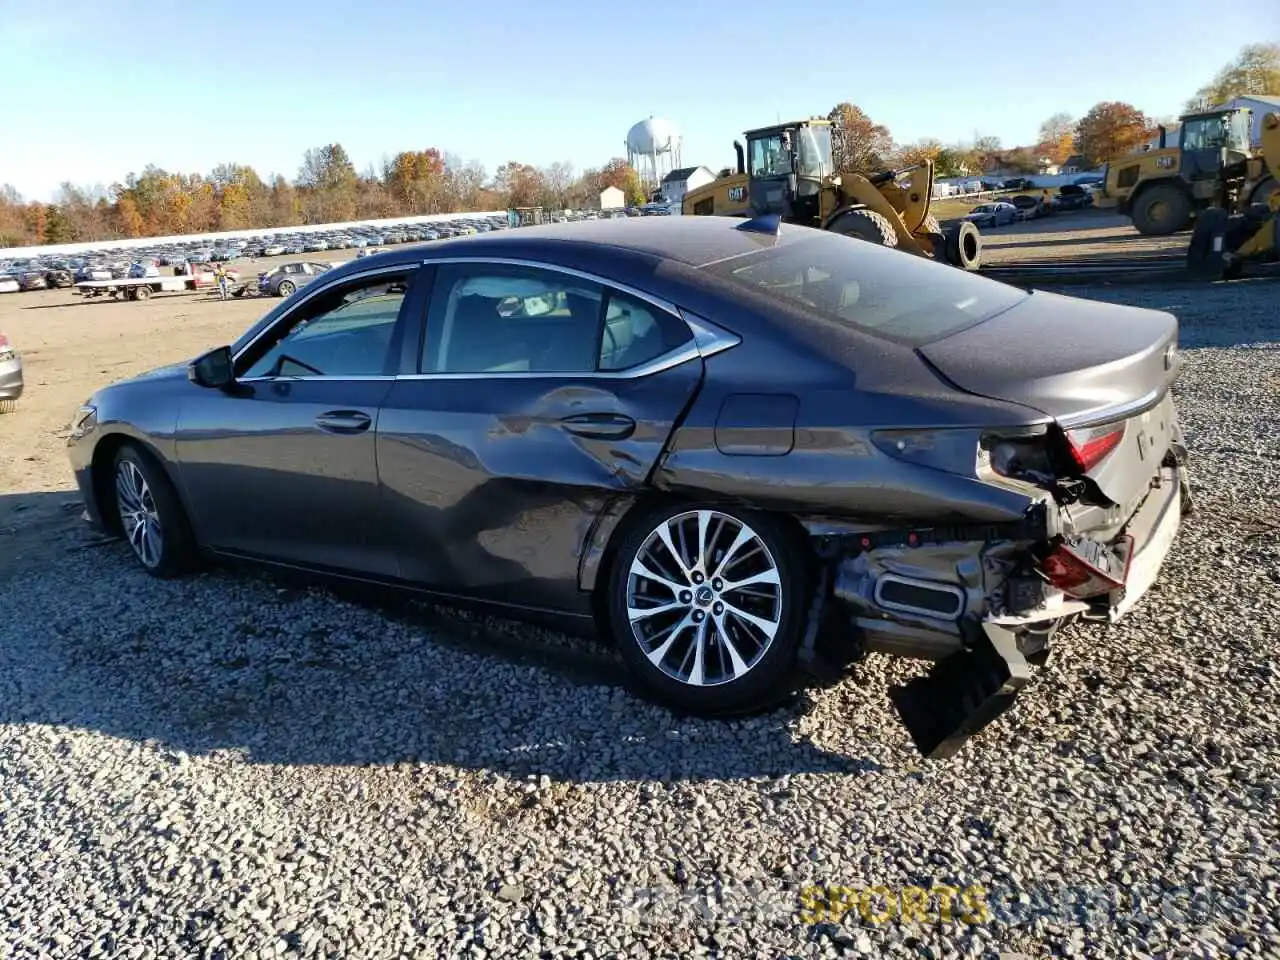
1185;110;1280;279
682;118;983;270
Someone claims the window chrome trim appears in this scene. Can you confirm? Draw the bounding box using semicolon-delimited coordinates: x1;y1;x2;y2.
236;375;396;384
390;256;742;382
230;263;419;366
418;256;682;317
681;309;742;360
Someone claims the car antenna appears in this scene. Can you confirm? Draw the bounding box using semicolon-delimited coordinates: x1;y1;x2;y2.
737;212;782;236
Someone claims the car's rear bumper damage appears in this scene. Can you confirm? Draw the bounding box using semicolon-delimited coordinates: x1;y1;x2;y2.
807;457;1187;758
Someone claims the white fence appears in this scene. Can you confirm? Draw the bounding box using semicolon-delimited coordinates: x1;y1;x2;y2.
0;211;507;260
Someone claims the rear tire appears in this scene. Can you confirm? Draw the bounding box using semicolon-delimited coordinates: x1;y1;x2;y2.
604;503;811;716
111;444;198;579
828;208;898;247
277;280;296;297
1131;184;1191;235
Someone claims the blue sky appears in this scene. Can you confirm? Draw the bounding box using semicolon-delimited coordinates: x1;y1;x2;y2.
1;0;1275;201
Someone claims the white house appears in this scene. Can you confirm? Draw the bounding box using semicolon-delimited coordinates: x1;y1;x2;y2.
1214;95;1280;146
656;166;716;208
599;185;625;210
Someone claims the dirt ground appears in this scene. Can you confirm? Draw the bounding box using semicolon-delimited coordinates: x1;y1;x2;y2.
0;215;1203;573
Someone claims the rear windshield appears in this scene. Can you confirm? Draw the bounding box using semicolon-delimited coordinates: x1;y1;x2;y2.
704;230;1027;345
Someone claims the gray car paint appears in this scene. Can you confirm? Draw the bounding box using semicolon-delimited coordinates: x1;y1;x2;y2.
0;354;22;401
67;217;1185;669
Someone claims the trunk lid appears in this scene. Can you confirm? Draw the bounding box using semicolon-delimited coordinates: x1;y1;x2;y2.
919;290;1181;507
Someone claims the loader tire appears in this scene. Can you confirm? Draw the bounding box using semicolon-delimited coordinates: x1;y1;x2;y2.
944;220;983;271
1186;206;1229;279
1131;184;1191;235
919;214;942;236
828;208;898;247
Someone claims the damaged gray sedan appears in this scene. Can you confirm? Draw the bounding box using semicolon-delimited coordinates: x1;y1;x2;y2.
65;216;1190;757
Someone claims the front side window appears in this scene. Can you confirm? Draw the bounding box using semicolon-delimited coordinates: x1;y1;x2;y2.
421;263;693;375
749;134;788;178
240;272;412;379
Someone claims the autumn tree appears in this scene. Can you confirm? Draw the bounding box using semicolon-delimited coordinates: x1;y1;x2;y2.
827;102;893;173
384;149;447;214
970;134;1003;172
893;138;942;168
298;143;358;222
1036;112;1076;165
540;161;575;210
933;146;972;178
435;155;485;211
269;175;301;226
492;162;546;208
598;158;645;205
1185;42;1280;112
1075;101;1154;166
24;204;48;245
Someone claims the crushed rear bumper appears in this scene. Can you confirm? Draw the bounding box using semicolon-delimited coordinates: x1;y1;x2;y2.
810;462;1186;758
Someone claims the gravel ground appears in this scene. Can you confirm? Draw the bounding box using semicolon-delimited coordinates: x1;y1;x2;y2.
1;270;1278;958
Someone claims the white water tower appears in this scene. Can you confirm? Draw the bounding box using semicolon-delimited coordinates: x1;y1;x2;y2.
626;116;682;192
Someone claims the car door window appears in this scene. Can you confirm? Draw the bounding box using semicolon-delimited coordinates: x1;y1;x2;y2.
598;290;691;371
240;272;413;379
421;263;693;375
422;264;606;374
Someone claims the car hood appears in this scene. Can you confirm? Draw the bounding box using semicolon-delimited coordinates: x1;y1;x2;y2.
117;361;189;386
917;289;1179;424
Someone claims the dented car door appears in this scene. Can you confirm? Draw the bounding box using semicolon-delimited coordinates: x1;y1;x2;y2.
375;259;704;614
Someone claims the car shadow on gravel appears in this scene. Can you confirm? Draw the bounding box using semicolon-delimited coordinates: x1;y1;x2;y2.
0;502;884;784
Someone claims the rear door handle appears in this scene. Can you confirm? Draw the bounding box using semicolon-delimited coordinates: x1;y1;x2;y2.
559;413;636;440
315;410;372;434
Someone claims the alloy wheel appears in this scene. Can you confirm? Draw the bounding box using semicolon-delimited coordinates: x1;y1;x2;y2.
625;510;783;687
116;459;163;569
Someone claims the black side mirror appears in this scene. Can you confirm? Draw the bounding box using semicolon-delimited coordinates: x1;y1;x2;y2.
188;345;235;389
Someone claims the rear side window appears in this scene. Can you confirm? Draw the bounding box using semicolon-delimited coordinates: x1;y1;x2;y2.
421;263;693;375
705;231;1027;345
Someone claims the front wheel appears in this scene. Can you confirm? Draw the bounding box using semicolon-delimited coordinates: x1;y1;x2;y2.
112;445;197;578
277;280;295;297
604;504;810;716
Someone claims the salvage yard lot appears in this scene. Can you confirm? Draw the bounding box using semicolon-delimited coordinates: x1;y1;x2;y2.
1;219;1278;959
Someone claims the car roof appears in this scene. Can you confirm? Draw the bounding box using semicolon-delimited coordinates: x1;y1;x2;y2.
333;216;810;276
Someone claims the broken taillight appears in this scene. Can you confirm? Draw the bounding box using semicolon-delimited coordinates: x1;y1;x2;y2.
1065;423;1124;472
1039;535;1132;599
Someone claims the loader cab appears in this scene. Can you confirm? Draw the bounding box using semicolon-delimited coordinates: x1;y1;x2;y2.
744;120;834;226
1178;108;1252;188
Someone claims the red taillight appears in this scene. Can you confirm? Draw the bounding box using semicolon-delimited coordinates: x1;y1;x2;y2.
1066;423;1124;472
0;334;8;348
1040;536;1131;599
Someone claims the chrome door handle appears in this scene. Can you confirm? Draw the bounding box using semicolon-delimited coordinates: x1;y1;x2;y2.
559;413;636;440
315;410;372;434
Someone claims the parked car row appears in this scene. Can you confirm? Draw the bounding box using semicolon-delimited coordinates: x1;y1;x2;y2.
0;214;513;294
962;184;1102;228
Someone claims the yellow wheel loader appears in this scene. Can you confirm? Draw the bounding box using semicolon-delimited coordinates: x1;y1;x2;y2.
1185;111;1280;279
1098;106;1276;236
681;118;983;270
